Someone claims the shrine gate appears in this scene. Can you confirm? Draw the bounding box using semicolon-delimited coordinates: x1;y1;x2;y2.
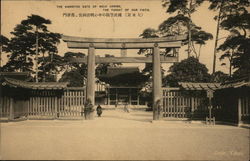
62;35;187;120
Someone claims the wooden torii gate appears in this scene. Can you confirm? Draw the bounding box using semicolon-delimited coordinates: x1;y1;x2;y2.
62;35;187;120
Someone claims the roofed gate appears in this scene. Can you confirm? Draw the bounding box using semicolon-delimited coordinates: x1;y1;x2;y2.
62;35;187;120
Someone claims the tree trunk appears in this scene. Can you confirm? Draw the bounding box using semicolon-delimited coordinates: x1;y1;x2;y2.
35;26;39;82
198;44;202;61
229;62;232;77
187;20;192;58
187;0;193;58
42;52;45;82
0;45;2;68
212;0;224;74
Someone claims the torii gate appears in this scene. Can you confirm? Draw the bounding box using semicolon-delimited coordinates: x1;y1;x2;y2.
62;35;187;120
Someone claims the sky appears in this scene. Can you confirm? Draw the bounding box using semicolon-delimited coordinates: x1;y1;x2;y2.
1;0;230;75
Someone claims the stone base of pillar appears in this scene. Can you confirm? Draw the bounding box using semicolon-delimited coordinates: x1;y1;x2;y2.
84;111;95;120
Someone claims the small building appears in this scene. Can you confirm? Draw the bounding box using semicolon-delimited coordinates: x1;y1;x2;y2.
214;78;250;125
163;80;250;125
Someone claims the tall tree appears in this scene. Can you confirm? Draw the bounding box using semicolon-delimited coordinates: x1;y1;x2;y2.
0;35;10;69
158;15;213;59
209;0;225;74
162;0;206;57
21;15;61;82
208;0;250;74
3;14;61;81
210;0;250;77
218;34;239;77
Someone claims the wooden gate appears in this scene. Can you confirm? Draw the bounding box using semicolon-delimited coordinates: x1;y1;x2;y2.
162;88;207;118
28;88;85;119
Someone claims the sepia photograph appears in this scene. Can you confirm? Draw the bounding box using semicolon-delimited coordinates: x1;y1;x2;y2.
0;0;249;160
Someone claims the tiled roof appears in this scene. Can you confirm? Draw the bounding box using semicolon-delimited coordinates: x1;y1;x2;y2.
179;81;250;91
178;82;221;91
2;77;69;90
0;72;32;81
220;80;250;89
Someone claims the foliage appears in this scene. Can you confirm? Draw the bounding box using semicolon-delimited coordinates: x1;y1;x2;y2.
59;69;85;87
59;52;87;86
2;14;61;77
211;71;229;83
0;35;10;53
158;15;213;59
63;52;86;72
138;1;213;60
161;0;213;58
38;53;64;82
96;54;121;77
158;14;190;36
0;35;10;70
219;35;250;77
164;57;212;87
208;0;250;77
162;0;204;14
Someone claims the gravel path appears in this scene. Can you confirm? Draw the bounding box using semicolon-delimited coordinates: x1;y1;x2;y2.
1;109;249;160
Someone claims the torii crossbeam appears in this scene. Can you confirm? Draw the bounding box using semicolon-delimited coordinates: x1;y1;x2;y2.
62;34;187;120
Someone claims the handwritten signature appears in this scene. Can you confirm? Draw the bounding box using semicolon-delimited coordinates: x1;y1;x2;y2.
214;151;244;156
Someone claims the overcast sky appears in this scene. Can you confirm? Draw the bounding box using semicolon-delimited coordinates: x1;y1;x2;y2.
1;0;230;75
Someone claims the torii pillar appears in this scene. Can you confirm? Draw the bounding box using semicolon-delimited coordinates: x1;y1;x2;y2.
153;43;163;120
86;43;95;119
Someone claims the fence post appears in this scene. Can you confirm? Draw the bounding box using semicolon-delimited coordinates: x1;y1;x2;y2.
9;98;14;120
238;97;242;125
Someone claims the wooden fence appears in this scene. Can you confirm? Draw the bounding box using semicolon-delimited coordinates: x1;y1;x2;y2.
240;96;250;121
0;88;85;120
28;89;85;119
162;89;207;118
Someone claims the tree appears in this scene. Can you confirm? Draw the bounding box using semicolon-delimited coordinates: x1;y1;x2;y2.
208;0;250;74
159;16;213;59
231;37;250;79
0;35;10;69
59;69;85;87
211;71;229;83
59;52;87;87
63;51;87;72
218;34;239;76
162;0;209;57
38;53;64;82
164;57;212;87
210;0;250;77
192;30;213;60
96;54;121;77
3;14;61;81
